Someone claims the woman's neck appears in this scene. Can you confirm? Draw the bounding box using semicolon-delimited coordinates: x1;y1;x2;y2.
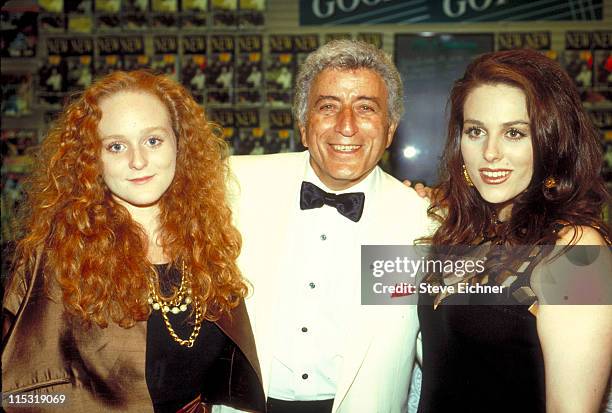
496;202;513;222
114;197;167;264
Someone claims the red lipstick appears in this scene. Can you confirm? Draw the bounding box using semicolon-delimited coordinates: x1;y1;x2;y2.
479;168;511;185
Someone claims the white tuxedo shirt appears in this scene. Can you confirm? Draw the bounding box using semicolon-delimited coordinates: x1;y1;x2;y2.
223;151;432;413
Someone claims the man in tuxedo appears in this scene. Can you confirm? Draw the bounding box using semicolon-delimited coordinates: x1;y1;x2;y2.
226;40;431;413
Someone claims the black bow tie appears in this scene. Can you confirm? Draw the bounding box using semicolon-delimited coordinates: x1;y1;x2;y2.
300;181;365;222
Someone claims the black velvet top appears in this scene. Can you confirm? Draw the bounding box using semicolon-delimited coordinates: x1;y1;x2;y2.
417;245;546;413
145;265;230;413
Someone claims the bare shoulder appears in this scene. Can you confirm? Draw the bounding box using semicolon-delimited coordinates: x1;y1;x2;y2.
556;225;607;246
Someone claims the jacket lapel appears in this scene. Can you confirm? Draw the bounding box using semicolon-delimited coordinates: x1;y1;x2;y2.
234;152;309;395
331;167;388;411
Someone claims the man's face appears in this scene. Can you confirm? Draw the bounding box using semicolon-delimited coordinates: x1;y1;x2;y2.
300;68;397;190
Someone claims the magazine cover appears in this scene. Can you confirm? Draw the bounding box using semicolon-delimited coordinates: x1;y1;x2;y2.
265;55;293;107
180;13;207;29
181;35;207;103
123;54;150;71
151;0;178;30
151;13;178;30
1;74;32;117
96;54;123;77
38;54;67;106
97;36;123;72
294;33;319;73
182;55;207;104
64;0;92;13
564;31;595;105
236;35;263;105
181;0;207;29
208;35;235;105
238;0;264;29
235;108;260;154
211;0;237;29
62;37;94;91
67;14;93;33
123;0;149;30
153;35;179;79
266;129;293;154
95;0;121;12
66;55;93;92
235;128;255;154
1;11;37;57
183;0;207;11
266;35;294;107
39;0;64;12
39;13;66;33
115;35;148;71
95;0;121;30
96;13;121;31
123;12;149;30
1;129;37;164
123;0;148;11
268;109;294;153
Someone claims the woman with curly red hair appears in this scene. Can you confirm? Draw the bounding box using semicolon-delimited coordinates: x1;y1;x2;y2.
418;49;611;413
2;71;265;412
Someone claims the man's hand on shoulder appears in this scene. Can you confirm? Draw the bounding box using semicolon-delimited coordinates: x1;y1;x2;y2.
403;180;432;200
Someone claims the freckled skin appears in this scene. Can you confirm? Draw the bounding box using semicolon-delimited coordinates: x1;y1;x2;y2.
300;68;398;190
98;91;177;210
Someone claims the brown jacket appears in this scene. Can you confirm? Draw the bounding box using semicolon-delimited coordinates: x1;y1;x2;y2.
2;256;266;412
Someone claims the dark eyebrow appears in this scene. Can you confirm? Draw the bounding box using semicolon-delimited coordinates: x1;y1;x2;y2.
463;119;529;127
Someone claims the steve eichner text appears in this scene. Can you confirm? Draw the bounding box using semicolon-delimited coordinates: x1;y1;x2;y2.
371;257;486;278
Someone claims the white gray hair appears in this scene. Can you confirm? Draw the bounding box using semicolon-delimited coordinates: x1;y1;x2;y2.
293;39;404;126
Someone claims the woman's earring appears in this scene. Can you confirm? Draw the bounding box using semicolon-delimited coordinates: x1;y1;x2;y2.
463;164;474;187
543;176;557;189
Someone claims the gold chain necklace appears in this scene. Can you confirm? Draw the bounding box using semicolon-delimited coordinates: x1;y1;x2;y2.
147;261;203;348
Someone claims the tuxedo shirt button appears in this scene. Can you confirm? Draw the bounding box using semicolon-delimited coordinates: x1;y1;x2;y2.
302;373;308;379
320;234;327;241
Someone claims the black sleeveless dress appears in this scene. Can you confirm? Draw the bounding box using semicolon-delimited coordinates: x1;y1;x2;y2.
417;245;546;413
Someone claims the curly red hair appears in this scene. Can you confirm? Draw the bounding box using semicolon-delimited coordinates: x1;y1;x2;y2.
13;70;247;328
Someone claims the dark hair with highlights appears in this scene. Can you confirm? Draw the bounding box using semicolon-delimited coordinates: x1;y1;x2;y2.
429;49;610;246
11;70;247;328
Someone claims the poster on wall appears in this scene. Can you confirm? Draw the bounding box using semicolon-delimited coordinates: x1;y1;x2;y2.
153;35;179;80
236;35;263;105
208;35;235;105
392;33;494;185
266;35;294;107
300;0;603;25
1;11;37;57
564;31;612;107
239;0;265;28
182;35;207;104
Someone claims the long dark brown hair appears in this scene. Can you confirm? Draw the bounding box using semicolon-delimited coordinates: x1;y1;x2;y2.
429;49;609;246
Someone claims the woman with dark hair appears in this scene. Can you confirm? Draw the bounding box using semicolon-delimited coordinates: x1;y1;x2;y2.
2;71;265;412
418;49;611;412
